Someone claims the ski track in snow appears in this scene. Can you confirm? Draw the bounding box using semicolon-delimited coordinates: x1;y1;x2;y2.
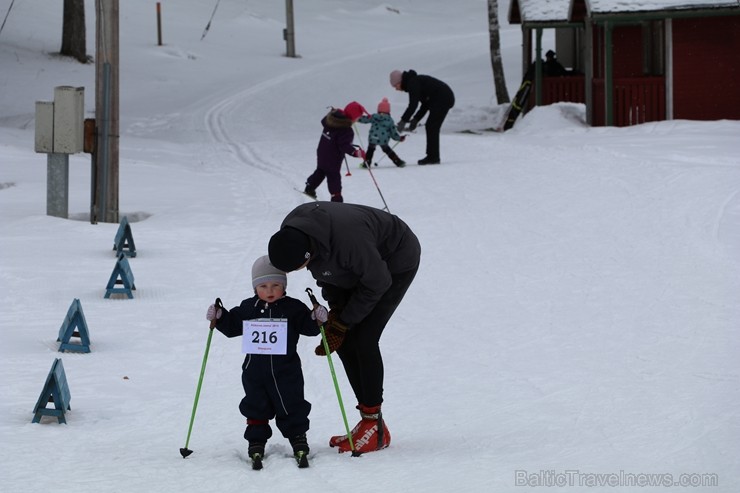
197;28;489;182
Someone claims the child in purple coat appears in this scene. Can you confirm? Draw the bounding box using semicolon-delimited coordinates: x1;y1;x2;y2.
303;102;367;203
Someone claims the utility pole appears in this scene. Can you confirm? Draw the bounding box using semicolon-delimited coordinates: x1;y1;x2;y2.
284;0;296;58
93;0;119;223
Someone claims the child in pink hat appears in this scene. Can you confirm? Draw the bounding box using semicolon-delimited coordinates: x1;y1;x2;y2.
356;98;406;168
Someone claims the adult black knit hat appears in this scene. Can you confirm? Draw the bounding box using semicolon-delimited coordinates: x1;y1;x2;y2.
268;227;312;272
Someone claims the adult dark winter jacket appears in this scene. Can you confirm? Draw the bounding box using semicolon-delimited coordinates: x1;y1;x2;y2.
214;295;319;375
399;70;455;123
279;202;421;327
316;110;357;170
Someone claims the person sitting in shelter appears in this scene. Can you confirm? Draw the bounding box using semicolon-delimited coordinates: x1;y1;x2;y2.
544;50;568;76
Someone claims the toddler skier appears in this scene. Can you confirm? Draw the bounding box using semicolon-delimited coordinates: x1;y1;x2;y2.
303;101;367;202
205;255;328;469
357;97;406;168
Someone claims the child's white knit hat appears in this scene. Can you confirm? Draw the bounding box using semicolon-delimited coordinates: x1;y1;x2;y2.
252;255;287;288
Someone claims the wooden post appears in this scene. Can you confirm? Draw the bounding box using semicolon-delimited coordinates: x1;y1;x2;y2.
584;22;594;125
156;2;163;46
285;0;296;58
604;21;614;126
94;0;120;224
535;28;543;107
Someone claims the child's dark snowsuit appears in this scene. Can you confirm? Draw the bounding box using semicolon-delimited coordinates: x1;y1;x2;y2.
214;295;320;443
305;109;358;202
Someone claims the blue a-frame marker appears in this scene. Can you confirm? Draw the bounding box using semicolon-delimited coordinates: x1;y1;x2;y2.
57;298;91;353
113;215;137;257
105;254;136;299
32;358;71;424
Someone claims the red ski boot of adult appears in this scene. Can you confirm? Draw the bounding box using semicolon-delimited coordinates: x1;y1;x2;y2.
330;404;391;454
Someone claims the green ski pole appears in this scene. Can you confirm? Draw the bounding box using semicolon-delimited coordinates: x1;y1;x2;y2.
306;288;359;456
180;297;222;458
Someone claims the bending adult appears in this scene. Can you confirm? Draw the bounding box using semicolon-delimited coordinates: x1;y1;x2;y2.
390;69;455;165
268;201;421;454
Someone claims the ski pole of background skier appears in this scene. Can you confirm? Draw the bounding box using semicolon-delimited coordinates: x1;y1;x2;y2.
352;124;391;213
200;0;222;40
305;288;357;456
343;156;352;177
180;297;223;458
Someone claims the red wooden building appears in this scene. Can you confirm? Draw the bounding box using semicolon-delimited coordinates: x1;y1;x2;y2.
508;0;740;126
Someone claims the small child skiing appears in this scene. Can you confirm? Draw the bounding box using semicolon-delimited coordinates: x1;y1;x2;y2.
303;101;367;202
205;255;328;469
357;97;406;168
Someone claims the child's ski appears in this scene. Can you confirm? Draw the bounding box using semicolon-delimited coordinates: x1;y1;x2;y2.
250;453;263;470
293;187;318;201
294;451;309;468
248;452;308;470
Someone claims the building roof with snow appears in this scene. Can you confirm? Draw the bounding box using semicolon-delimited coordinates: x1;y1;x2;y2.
509;0;740;24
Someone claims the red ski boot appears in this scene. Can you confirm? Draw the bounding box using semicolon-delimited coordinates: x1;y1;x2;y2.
330;404;391;454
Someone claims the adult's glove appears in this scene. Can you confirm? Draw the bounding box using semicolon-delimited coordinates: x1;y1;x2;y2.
206;304;222;322
352;147;366;160
409;118;420;132
311;305;329;324
397;120;408;133
315;312;349;356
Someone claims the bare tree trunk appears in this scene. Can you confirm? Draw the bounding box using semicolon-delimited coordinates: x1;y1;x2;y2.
61;0;88;63
487;0;509;103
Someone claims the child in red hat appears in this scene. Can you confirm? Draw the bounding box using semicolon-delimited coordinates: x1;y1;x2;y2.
303;102;368;202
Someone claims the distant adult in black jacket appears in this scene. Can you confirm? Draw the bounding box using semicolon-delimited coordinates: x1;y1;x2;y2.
390;69;455;165
544;50;568;77
268;201;421;453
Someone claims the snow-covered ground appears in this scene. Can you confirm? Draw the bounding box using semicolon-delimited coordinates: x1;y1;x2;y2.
1;1;738;492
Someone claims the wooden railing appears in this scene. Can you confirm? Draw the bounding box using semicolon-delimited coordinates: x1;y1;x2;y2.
593;77;665;126
542;76;586;105
529;76;586;109
529;76;666;127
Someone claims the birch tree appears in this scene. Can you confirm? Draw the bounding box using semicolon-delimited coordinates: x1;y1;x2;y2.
487;0;509;103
